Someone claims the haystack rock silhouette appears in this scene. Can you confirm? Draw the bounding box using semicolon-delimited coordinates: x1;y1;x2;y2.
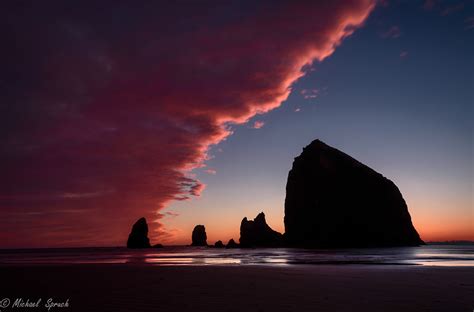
127;217;151;248
191;225;208;246
284;139;424;248
240;212;283;247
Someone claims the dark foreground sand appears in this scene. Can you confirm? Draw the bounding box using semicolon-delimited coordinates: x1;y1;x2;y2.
1;264;473;312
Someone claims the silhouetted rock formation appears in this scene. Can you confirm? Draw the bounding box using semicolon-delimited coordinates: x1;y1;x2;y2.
127;217;151;248
153;243;164;248
240;212;283;247
214;240;225;248
226;239;239;248
284;139;424;248
191;225;208;246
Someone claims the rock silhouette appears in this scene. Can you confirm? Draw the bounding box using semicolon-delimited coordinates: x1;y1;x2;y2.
127;217;151;248
226;239;239;248
214;240;225;248
153;243;164;248
191;225;208;246
284;139;424;248
240;212;283;247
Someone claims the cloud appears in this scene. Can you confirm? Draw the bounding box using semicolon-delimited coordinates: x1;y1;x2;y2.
379;0;390;7
165;211;180;218
300;89;320;99
464;16;474;30
204;169;217;175
0;0;375;247
252;121;265;129
380;26;401;39
400;51;409;58
441;3;464;16
423;0;437;11
423;1;466;16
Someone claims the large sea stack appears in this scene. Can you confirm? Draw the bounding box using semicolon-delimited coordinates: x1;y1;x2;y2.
284;139;423;248
240;212;283;247
127;217;151;248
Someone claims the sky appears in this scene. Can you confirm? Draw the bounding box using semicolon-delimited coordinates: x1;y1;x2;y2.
0;0;472;248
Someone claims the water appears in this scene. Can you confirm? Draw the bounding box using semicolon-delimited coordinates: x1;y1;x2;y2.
0;244;472;267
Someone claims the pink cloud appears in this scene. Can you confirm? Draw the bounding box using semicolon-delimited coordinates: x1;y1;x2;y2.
0;0;375;247
204;168;217;175
165;211;180;217
252;121;265;129
400;51;409;58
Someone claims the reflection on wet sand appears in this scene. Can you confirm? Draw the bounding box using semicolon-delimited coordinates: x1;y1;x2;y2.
0;244;472;267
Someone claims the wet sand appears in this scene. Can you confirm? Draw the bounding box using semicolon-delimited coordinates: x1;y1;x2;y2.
1;264;473;312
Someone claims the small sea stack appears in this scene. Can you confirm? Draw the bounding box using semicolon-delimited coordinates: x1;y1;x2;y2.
191;225;208;246
127;217;151;249
226;239;239;248
240;212;283;247
214;240;225;248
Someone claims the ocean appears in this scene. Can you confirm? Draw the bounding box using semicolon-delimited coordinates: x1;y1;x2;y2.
1;244;472;267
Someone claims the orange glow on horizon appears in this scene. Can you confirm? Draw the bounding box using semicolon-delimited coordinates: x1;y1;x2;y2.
158;208;473;246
